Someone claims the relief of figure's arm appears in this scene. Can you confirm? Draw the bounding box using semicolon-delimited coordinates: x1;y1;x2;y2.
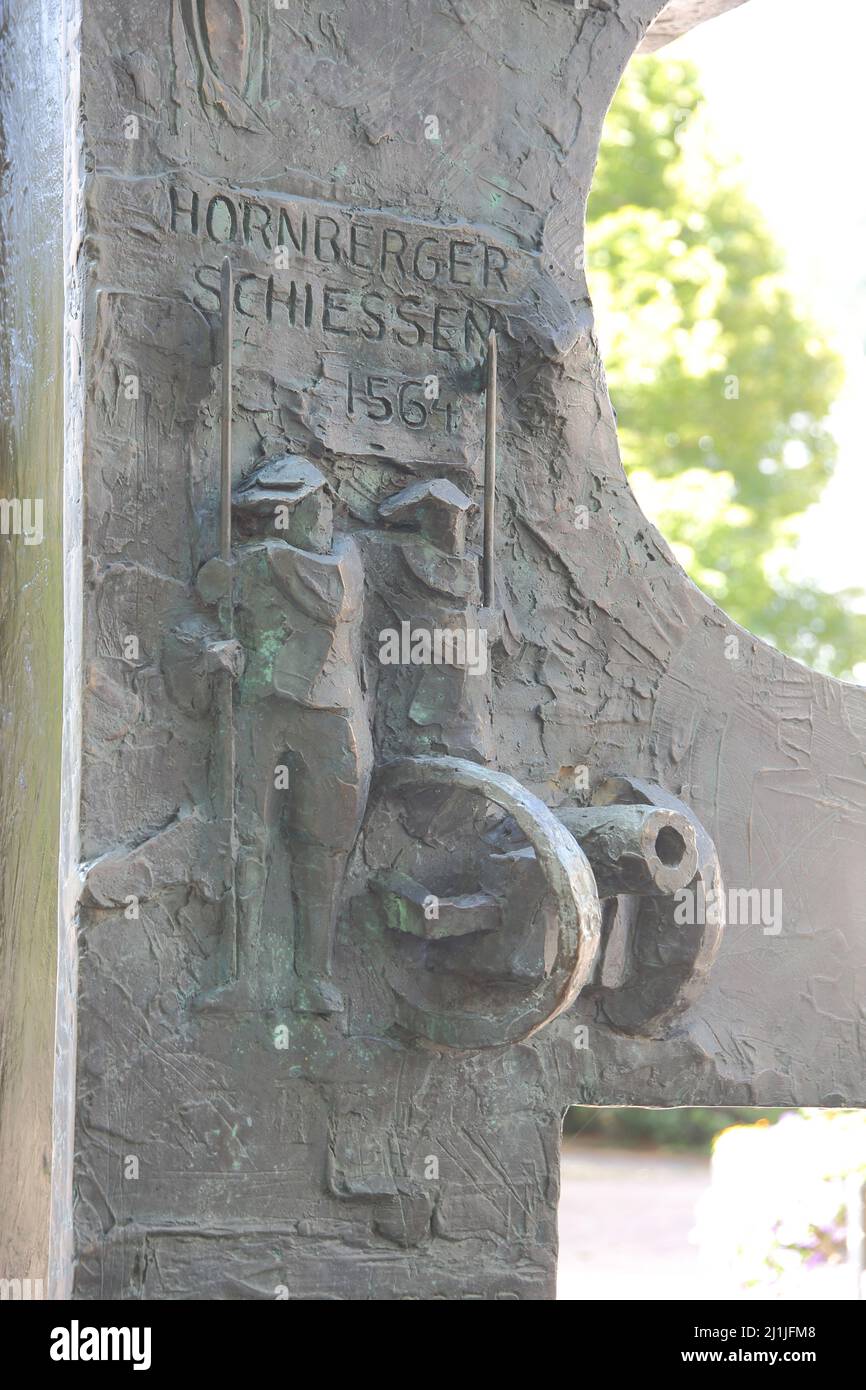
267;535;363;625
163;620;245;717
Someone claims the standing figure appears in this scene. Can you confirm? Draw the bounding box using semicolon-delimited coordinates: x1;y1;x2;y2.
375;478;495;764
198;456;372;1014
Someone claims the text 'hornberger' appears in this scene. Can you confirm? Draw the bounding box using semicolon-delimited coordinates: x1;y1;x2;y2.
169;183;511;356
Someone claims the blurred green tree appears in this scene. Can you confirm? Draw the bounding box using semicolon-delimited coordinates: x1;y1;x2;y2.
586;58;865;678
563;1105;784;1153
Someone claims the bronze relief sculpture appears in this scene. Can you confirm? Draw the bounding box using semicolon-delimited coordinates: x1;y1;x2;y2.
2;0;864;1302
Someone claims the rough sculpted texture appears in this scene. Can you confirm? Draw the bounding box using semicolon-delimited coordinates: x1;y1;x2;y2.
0;0;857;1300
639;0;750;52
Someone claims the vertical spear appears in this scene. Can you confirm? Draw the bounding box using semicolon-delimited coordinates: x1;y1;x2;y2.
219;257;238;975
220;257;234;577
483;329;497;608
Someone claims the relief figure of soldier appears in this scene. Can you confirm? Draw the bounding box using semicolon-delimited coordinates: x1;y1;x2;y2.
196;456;372;1015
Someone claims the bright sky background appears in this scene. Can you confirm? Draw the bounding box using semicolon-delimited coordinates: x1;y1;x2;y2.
667;0;866;598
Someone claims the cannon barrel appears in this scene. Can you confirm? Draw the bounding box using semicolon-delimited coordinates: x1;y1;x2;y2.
554;804;698;898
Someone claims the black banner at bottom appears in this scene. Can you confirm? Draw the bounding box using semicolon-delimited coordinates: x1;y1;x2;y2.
0;1297;860;1373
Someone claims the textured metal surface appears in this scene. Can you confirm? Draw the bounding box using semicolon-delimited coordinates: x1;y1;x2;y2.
65;0;866;1300
640;0;751;52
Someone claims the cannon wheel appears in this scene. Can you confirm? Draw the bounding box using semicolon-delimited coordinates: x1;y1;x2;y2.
367;756;602;1050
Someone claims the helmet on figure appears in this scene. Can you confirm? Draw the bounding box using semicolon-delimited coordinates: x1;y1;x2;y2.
233;455;331;512
233;455;333;552
378;478;476;556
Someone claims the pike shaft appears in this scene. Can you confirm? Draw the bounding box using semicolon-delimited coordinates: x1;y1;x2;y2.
483;329;497;607
219;257;238;974
220;257;233;566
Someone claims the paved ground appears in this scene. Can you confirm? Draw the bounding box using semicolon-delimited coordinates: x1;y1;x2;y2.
557;1143;858;1301
557;1144;713;1301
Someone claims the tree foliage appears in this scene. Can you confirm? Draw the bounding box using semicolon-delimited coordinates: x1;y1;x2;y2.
563;1105;784;1153
586;59;864;679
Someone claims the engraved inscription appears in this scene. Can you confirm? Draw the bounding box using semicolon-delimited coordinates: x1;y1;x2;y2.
173;188;501;361
344;372;461;434
93;174;580;468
